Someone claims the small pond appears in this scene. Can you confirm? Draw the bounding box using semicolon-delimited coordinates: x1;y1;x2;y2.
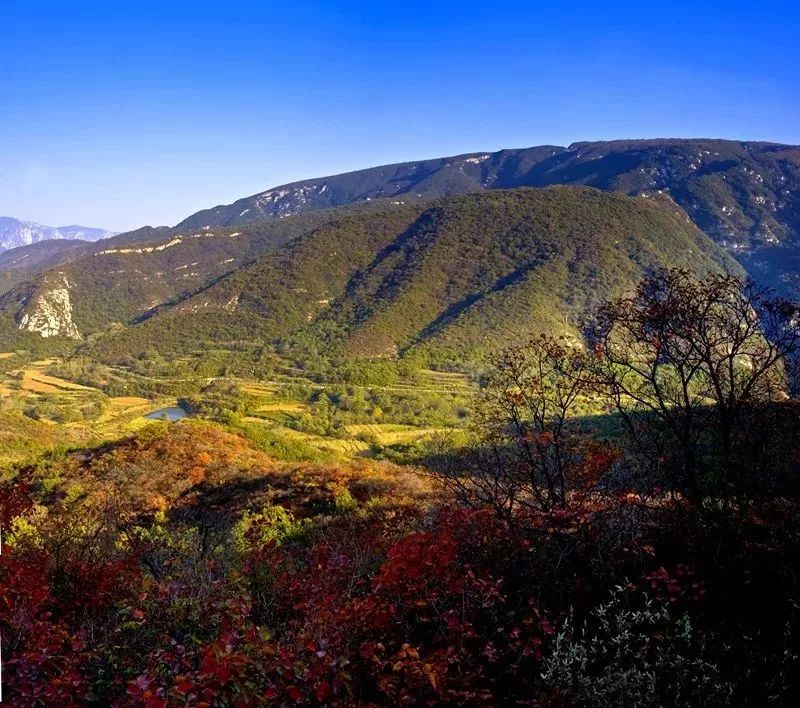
144;406;188;422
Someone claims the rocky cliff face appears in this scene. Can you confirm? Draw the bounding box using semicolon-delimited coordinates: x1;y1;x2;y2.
17;273;82;339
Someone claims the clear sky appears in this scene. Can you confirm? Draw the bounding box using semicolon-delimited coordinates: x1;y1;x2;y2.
3;0;798;231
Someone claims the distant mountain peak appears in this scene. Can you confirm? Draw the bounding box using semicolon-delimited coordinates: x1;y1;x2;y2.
0;216;117;253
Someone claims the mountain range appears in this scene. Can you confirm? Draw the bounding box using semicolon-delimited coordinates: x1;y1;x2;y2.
0;216;116;253
0;138;797;363
0;187;740;366
93;187;738;366
175;139;800;252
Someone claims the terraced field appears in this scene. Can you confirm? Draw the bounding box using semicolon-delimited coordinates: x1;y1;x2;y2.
233;368;473;458
0;358;176;441
345;423;454;444
275;426;371;456
0;351;476;465
20;369;95;393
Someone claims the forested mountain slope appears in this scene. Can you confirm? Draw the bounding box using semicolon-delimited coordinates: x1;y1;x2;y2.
3;138;797;314
0;204;392;346
92;187;741;365
175;139;800;255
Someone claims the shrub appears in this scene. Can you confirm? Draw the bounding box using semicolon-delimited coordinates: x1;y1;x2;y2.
542;586;732;706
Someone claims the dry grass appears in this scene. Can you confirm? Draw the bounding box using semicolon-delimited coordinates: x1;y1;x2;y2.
30;358;60;367
257;402;309;413
20;374;61;394
19;368;95;394
109;396;151;406
241;382;279;395
32;372;94;390
260;424;370;456
345;423;453;444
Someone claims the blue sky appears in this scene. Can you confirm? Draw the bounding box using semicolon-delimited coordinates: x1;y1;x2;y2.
3;1;798;231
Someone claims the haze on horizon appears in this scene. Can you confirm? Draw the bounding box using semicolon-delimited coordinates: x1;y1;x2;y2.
3;0;799;232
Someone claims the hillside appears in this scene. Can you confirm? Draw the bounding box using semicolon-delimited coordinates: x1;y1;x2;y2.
2;138;798;307
0;227;210;296
0;216;116;252
0;239;92;294
174;139;800;254
0;202;407;346
92;187;741;365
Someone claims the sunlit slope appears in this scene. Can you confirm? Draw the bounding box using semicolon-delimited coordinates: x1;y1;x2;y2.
92;187;741;363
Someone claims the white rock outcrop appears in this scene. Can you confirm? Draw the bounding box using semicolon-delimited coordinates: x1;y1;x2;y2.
17;274;82;339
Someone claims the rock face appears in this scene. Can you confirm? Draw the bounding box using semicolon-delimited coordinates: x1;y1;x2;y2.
17;273;82;339
0;217;116;253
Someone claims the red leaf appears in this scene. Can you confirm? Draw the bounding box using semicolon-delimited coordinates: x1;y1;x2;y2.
286;685;303;701
314;681;332;702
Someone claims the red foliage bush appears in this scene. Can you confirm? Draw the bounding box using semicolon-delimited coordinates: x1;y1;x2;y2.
2;427;799;705
117;507;553;706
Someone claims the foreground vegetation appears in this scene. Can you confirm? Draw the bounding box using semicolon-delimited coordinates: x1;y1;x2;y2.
2;270;800;705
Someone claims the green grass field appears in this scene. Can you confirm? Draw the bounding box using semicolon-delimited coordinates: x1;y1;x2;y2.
0;353;476;465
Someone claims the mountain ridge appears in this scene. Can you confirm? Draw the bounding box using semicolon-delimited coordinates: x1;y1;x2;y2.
2;137;798;302
88;187;742;365
172;138;800;255
0;216;117;253
0;137;796;358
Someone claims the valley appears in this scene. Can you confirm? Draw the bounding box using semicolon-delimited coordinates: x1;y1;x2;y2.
2;142;800;707
0;346;473;468
6;0;800;701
